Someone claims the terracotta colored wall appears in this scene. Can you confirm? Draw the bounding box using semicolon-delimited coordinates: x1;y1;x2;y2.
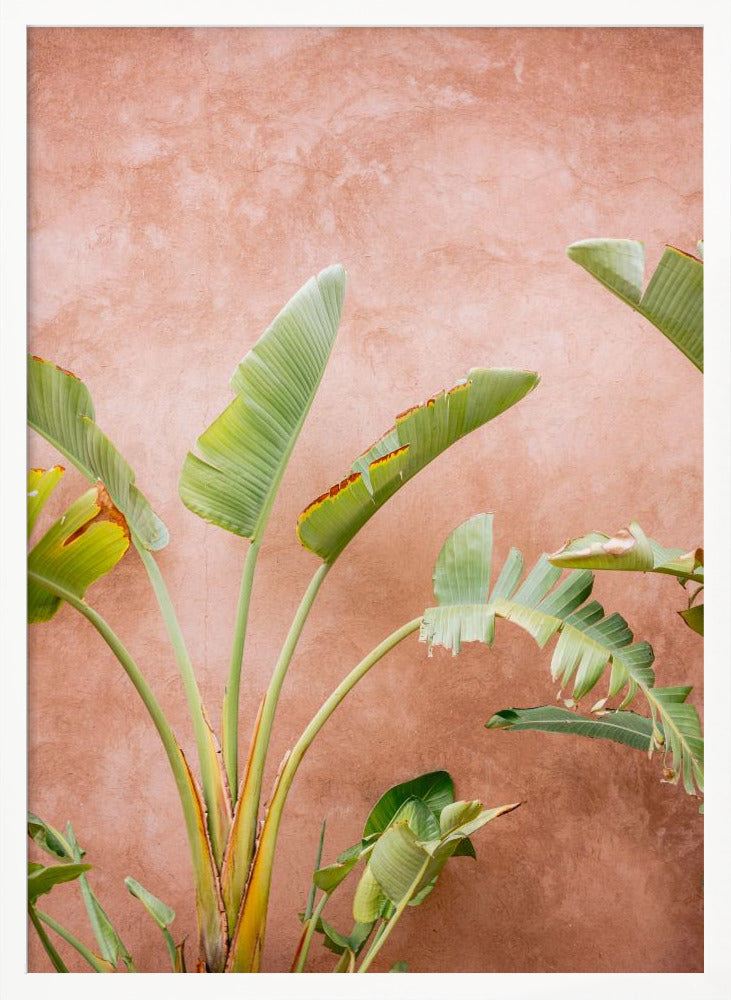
28;27;703;973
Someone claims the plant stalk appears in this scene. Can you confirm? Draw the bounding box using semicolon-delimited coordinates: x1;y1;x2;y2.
27;573;227;971
292;893;328;973
222;540;261;800
226;561;331;910
304;818;327;921
135;541;231;866
29;905;69;972
227;616;422;972
356;859;429;972
36;910;110;972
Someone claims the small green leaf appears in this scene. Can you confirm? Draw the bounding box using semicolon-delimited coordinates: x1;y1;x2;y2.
679;604;704;636
363;770;454;838
28;812;70;861
124;876;175;930
66;824;134;970
313;856;360;894
28;862;91;904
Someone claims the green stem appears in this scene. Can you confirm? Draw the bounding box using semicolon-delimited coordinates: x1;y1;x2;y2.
27;572;227;972
135;541;230;865
305;818;327;921
36;910;109;972
28;573;190;796
293;893;328;973
333;951;350;972
161;927;178;970
356;860;429;973
227;616;422;972
29;905;68;972
222;540;261;800
231;562;331;882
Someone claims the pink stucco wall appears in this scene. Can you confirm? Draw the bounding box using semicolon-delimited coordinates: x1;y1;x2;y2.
28;27;703;973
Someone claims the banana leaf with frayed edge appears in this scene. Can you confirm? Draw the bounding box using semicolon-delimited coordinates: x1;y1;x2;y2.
549;521;703;636
566;238;703;371
548;521;703;582
297;368;539;563
28;469;130;624
27;356;168;550
179;265;346;540
421;515;703;797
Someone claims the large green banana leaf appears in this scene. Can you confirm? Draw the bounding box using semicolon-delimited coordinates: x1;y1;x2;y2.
28;470;130;623
486;706;655;751
28;356;168;550
179;265;346;540
297;368;539;563
421;515;703;796
302;771;508;972
352;798;518;922
566;239;703;371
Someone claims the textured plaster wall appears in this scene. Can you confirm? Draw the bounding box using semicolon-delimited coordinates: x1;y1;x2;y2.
28;27;703;973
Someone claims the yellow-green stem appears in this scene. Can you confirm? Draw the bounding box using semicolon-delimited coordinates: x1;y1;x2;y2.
356;859;429;972
135;541;231;866
292;893;328;973
28;572;227;972
36;910;110;973
227;616;422;972
29;905;68;972
225;561;331;917
222;540;261;799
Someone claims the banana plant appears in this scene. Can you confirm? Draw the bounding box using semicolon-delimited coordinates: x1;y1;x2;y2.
292;770;519;973
28;264;540;971
28;813;183;972
420;514;703;799
564;237;704;635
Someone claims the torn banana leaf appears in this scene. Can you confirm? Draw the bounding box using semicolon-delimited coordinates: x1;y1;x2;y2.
567;239;703;371
28;356;168;549
298;368;539;563
422;514;703;796
549;521;703;583
179;265;346;540
28;473;130;623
